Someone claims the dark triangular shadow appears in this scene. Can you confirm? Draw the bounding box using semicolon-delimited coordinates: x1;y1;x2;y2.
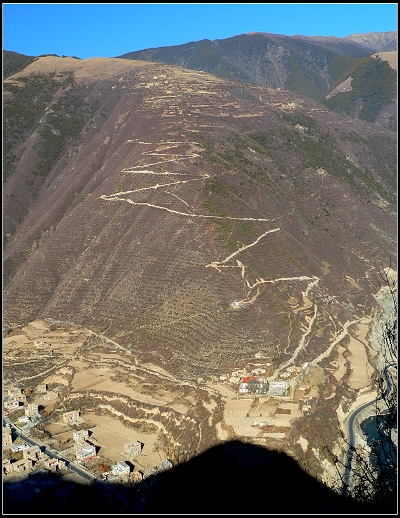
144;439;368;514
3;439;395;514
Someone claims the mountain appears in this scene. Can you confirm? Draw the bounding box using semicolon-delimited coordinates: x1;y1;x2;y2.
118;31;397;130
4;31;396;129
344;31;398;51
3;55;397;381
2;55;397;500
3;50;36;79
322;51;397;131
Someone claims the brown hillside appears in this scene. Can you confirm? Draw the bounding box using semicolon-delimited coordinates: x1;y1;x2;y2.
3;56;397;379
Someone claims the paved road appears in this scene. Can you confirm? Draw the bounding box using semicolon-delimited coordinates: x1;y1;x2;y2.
343;398;377;488
342;363;394;490
3;416;96;483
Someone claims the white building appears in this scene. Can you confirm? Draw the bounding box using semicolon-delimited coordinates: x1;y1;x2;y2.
75;444;96;461
25;403;40;417
267;380;290;396
11;443;30;452
112;460;130;475
73;430;89;442
229;376;241;383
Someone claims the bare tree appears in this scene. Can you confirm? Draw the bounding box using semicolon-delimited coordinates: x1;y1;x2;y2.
159;435;199;467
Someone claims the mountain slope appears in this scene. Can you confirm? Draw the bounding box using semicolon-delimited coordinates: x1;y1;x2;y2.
118;32;373;97
322;52;397;131
344;31;398;52
3;56;397;380
118;31;397;129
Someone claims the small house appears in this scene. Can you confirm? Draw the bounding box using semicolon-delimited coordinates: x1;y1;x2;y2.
112;461;130;475
25;403;40;417
125;441;142;457
75;444;96;461
268;380;289;396
63;410;83;425
23;445;42;462
7;387;22;397
73;429;89;442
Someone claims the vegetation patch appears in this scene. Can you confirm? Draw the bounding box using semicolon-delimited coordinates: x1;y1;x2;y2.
281;112;319;132
286;57;327;100
33;89;99;177
281;130;394;204
3;73;64;180
3;50;36;79
322;56;397;123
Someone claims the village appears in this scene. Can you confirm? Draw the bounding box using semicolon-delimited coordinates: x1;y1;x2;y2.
3;363;318;483
3;318;327;490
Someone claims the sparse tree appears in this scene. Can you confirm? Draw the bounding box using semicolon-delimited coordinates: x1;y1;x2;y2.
99;463;111;473
161;436;199;467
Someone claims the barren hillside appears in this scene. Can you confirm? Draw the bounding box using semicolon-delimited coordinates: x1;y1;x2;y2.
3;56;397;380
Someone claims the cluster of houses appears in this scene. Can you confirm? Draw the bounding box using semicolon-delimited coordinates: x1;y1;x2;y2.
237;376;291;396
219;367;292;397
220;367;270;385
3;426;66;476
3;386;27;414
2;358;311;483
2;412;140;481
218;363;313;398
100;458;173;484
2;379;164;484
3;386;42;428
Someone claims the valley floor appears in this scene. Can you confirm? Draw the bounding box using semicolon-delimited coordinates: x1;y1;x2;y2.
3;315;379;484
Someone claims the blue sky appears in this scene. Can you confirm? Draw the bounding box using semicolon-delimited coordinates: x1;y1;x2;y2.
3;3;398;59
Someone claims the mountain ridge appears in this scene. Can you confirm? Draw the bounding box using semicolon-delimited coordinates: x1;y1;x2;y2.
4;30;396;131
116;30;397;129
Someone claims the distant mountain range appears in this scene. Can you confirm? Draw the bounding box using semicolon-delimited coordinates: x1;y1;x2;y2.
344;30;398;51
4;31;397;130
117;31;397;130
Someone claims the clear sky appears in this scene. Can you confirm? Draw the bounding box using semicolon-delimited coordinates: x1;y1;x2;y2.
3;3;398;60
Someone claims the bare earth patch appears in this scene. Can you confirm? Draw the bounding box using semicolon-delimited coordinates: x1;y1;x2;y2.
346;323;374;390
373;51;397;71
81;412;162;469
